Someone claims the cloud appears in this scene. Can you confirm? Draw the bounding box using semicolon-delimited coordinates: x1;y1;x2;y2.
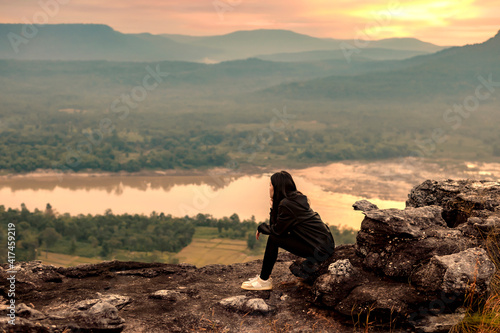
0;0;498;45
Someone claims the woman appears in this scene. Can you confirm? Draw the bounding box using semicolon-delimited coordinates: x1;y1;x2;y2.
241;171;335;291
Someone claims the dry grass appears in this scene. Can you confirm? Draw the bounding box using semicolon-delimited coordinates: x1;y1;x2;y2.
267;319;293;333
195;307;227;333
451;226;500;333
350;303;377;333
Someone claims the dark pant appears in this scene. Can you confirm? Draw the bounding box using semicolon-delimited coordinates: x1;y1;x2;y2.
260;233;319;280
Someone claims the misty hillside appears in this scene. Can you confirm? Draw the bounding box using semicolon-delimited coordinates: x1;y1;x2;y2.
256;48;429;62
368;37;445;52
261;30;500;100
165;29;339;61
0;24;217;62
164;29;446;61
0;24;445;63
0;54;420;104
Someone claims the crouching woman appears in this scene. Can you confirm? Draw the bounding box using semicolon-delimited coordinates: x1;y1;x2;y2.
241;171;335;290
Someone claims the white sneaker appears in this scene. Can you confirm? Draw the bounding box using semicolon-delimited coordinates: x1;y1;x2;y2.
246;275;260;283
241;275;273;290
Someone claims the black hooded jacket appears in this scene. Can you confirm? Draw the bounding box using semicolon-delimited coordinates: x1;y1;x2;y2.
257;192;335;259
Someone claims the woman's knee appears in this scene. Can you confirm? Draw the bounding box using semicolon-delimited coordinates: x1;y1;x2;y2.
267;234;276;242
265;234;280;251
267;233;288;246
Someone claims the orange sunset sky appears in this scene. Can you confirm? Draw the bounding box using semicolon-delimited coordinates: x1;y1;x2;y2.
1;0;499;46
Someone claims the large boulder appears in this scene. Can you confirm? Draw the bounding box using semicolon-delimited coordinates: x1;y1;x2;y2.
406;179;500;227
355;205;479;278
412;247;496;297
334;280;427;319
292;179;499;331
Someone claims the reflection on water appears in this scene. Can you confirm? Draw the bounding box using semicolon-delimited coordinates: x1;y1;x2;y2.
1;158;498;230
0;174;237;193
0;172;401;230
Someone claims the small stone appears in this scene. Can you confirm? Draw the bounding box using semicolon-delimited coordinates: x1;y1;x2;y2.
328;259;354;276
413;312;466;333
84;301;125;328
219;295;276;315
17;303;46;320
149;290;182;301
97;293;131;310
75;299;100;310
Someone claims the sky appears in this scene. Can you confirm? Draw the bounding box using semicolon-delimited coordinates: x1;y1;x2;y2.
0;0;499;46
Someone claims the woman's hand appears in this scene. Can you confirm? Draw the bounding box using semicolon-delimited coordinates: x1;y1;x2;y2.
256;230;260;240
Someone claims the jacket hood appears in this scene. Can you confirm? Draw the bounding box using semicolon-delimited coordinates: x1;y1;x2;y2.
282;192;310;210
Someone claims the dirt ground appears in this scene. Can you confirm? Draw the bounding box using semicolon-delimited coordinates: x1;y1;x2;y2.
1;255;406;332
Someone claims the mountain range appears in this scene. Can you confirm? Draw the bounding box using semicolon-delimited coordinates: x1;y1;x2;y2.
0;23;446;63
0;28;498;103
260;30;500;100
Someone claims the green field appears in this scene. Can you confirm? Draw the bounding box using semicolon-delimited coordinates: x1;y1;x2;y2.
174;238;264;267
38;251;104;267
36;227;265;267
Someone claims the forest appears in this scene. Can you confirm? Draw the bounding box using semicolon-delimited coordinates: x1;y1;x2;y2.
0;108;412;173
0;204;358;263
1;51;500;174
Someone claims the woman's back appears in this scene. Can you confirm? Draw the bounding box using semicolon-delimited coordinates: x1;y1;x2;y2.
279;194;335;258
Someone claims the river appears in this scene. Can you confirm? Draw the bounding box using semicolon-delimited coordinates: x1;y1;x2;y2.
1;158;499;230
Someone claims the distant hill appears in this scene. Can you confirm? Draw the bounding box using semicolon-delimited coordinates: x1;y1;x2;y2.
368;37;446;52
260;30;500;100
0;24;217;62
164;29;446;62
256;48;429;62
0;24;445;62
164;29;340;61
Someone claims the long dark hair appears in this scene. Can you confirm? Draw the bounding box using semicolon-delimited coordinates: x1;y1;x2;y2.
270;171;298;222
